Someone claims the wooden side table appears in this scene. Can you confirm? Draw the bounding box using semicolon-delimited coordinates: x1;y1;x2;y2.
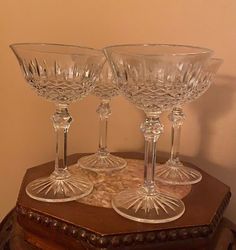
0;152;234;250
1;210;236;250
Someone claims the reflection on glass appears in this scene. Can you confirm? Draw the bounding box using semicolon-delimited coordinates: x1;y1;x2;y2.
11;43;105;202
105;44;212;223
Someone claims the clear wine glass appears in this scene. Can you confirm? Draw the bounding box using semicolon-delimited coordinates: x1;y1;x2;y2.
78;62;127;172
156;58;222;185
10;43;105;202
104;44;212;223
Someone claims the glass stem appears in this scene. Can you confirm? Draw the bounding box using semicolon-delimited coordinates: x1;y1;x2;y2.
96;99;111;156
168;106;185;164
52;104;72;177
141;112;163;194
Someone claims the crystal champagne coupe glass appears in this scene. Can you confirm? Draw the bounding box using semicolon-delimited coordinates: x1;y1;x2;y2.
78;62;127;172
156;58;222;185
104;44;212;223
11;43;105;202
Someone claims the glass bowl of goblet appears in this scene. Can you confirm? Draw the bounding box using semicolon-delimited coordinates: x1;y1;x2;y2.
104;44;212;223
155;58;222;185
11;43;105;202
78;61;127;172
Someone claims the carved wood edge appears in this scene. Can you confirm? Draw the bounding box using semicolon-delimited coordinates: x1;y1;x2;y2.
0;210;38;250
16;191;231;249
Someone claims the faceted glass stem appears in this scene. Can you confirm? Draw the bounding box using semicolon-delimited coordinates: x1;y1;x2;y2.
112;112;185;223
155;106;202;185
77;99;127;172
141;113;163;192
144;139;156;193
97;99;111;155
168;107;185;165
52;104;72;176
26;103;93;202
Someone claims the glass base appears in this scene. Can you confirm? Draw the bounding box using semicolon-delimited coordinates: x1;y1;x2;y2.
112;186;185;224
78;152;127;172
155;160;202;185
26;170;93;202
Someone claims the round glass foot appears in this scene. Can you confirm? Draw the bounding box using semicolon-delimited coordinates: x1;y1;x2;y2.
26;170;93;202
78;153;127;172
112;186;185;223
156;160;202;185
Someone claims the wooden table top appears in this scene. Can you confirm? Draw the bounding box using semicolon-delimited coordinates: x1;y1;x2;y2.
15;152;231;250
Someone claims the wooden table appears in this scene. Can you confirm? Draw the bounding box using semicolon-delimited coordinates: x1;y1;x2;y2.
1;210;236;250
0;152;234;249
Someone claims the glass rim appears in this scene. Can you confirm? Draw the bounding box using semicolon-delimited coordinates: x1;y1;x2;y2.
103;43;213;57
10;42;102;55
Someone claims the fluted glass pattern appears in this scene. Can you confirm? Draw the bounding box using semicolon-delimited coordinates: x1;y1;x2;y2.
105;44;212;223
11;43;105;202
14;44;103;103
156;58;223;185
